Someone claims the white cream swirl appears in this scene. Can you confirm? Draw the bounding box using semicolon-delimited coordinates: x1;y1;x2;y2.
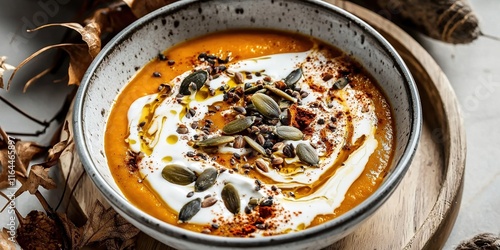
126;49;378;235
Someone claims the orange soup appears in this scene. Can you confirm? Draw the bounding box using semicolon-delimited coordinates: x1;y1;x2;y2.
105;29;394;237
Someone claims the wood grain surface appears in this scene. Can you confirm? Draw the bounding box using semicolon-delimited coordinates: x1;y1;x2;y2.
59;1;466;249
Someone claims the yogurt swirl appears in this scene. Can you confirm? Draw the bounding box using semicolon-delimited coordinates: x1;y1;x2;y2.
126;48;378;236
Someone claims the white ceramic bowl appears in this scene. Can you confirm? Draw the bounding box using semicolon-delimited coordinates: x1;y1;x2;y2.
74;0;422;249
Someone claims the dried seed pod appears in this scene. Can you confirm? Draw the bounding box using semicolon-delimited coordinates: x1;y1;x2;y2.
251;93;281;119
201;196;218;208
284;68;302;88
222;116;256;135
179;198;201;222
195;168;218;192
195;136;235;147
296;143;319;166
243;136;267;156
179;70;209;95
162;164;196;185
264;85;297;103
275;126;304;141
374;0;480;44
255;158;269;173
221;183;240;214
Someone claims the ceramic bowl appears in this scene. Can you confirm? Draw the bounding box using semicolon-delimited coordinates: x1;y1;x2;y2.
74;0;422;249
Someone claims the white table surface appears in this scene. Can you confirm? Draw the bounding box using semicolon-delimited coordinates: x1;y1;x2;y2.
0;1;499;249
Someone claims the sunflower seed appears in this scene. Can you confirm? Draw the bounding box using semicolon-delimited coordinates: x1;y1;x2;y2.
255;158;269;173
284;68;302;88
222;116;256;135
264;85;297;103
233;135;245;148
333;76;349;90
179;70;209;95
283;143;296;158
162;164;196;185
251;93;280;119
201;196;218;208
195;136;235;147
234;72;244;84
179;198;201;222
195;168;218;192
221;183;240;214
296;143;319;166
260;198;273;207
244;136;267;156
275;126;304;141
271;157;284;165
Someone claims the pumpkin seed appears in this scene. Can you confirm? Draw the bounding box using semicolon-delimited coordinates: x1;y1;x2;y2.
251;93;280;119
275;126;304;141
243;136;267;156
264;85;297;103
201;196;218;208
221;183;240;214
195;136;235;147
296;143;319;166
179;70;209;95
222;116;256;135
195;168;218;192
178;198;201;222
284;68;302;88
162;164;196;185
333;76;349;90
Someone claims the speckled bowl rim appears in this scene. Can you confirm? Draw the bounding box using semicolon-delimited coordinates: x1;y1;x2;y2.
74;0;422;247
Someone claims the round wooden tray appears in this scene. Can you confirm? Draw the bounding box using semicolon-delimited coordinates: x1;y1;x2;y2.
59;1;466;249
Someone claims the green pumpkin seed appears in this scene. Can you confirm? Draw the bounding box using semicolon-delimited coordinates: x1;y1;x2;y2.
179;70;209;95
243;136;267;156
162;164;196;185
222;116;256;135
195;136;235;147
221;183;240;214
275;126;304;141
333;76;349;90
264;85;297;103
195;168;218;192
251;93;280;119
178;198;201;222
296;143;319;166
284;68;302;88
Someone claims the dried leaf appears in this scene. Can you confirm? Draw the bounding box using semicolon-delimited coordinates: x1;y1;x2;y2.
0;128;46;189
0;228;15;250
8;43;92;91
124;0;177;18
74;200;140;249
0;56;15;89
16;165;57;195
16;211;65;250
15;141;46;176
30;23;102;58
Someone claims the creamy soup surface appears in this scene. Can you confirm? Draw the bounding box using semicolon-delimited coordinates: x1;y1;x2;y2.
105;30;394;237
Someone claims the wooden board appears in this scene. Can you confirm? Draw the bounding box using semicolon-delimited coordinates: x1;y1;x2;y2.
59;1;466;249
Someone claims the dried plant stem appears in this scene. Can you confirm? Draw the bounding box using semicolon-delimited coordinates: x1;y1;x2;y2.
0;96;49;127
